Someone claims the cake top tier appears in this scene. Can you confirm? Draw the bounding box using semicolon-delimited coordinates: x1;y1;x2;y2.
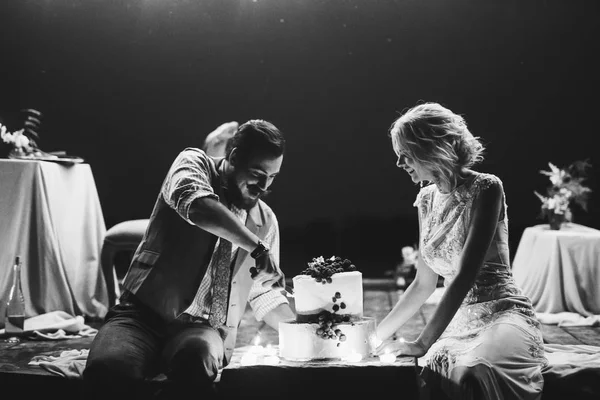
299;255;358;282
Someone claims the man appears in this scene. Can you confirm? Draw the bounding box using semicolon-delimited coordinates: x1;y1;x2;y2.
83;119;295;399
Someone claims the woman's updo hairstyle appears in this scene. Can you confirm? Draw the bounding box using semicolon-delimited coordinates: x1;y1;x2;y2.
389;102;485;190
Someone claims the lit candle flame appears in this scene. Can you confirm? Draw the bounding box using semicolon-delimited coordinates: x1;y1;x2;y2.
344;349;363;363
264;343;277;356
240;352;258;366
263;355;280;365
379;350;396;363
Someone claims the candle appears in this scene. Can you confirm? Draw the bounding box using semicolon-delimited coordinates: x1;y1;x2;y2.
240;353;258;366
343;350;363;363
264;343;277;357
379;351;396;364
263;355;280;365
249;336;263;354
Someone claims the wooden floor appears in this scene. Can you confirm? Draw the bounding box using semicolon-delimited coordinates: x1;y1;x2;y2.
1;279;599;399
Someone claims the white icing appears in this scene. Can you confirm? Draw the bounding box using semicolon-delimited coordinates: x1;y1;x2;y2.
279;318;376;361
292;271;363;319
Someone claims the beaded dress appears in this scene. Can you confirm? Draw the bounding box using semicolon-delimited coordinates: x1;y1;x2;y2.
415;172;548;400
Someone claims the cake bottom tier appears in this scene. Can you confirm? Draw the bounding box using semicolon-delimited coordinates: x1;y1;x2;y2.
279;317;376;361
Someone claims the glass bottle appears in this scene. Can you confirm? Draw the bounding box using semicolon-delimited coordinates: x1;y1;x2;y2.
5;256;25;334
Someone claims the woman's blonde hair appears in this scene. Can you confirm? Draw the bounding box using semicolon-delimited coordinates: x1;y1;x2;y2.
389;102;485;190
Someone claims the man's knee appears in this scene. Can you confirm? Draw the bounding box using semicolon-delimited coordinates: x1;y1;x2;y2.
166;336;222;383
85;350;147;383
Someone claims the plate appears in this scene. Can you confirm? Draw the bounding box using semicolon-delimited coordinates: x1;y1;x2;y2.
10;154;85;164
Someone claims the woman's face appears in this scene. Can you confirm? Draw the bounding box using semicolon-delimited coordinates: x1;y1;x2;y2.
396;150;434;184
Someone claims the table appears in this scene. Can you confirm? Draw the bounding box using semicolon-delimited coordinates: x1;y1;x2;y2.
219;345;419;399
512;223;600;316
0;159;109;325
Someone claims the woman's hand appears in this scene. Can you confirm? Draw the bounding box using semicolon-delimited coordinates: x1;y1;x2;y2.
375;337;429;358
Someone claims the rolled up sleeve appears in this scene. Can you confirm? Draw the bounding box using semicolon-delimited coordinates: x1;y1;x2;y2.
161;148;219;225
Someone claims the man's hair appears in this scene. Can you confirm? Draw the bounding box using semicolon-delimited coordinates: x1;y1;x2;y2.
225;119;285;165
389;102;485;190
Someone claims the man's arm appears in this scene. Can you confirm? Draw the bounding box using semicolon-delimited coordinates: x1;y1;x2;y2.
248;214;293;324
162;148;281;285
189;197;261;254
262;304;296;331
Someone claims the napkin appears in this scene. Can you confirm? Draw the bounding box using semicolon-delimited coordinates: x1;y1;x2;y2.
28;349;89;379
0;310;98;339
536;312;600;327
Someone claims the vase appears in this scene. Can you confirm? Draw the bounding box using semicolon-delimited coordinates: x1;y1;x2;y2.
548;212;566;230
7;147;28;159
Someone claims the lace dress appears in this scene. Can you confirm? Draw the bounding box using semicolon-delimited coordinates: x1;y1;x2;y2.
415;172;548;400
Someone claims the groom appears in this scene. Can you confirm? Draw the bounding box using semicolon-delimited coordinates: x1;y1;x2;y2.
83;119;295;399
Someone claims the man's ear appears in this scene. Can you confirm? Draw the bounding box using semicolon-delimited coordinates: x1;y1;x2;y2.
228;147;238;166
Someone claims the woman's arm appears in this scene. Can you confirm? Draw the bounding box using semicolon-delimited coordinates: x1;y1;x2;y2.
376;200;438;343
415;180;503;349
375;250;439;342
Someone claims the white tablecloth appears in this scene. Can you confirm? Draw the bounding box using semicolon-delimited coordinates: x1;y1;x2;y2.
0;159;109;324
513;223;600;316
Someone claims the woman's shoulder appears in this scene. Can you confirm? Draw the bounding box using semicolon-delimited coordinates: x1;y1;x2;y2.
472;171;503;188
470;172;504;199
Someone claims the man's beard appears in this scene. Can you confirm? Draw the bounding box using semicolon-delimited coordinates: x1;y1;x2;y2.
225;173;271;210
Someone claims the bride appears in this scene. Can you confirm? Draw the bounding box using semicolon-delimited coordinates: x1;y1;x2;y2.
374;101;547;399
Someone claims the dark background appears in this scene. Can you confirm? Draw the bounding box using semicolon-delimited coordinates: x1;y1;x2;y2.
1;0;598;277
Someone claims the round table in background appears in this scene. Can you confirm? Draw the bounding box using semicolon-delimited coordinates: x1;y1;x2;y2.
512;223;600;316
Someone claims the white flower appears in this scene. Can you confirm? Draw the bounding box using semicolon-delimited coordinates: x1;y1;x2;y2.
1;123;30;151
540;162;566;186
15;132;29;148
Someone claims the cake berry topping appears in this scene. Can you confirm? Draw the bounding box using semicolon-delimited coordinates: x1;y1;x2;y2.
300;255;358;283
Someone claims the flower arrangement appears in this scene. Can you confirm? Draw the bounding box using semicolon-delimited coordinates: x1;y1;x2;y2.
534;159;592;229
1;109;43;158
1;124;33;153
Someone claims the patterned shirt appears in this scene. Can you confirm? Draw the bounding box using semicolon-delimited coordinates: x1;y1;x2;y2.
160;149;288;322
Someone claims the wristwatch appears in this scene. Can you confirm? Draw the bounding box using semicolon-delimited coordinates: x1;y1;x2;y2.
250;240;270;259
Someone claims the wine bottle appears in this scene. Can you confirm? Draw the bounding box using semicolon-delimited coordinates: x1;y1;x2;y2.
5;256;25;334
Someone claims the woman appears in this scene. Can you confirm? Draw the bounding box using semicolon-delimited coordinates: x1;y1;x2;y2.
375;102;547;399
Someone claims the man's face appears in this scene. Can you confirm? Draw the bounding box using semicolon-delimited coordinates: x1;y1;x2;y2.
227;152;283;210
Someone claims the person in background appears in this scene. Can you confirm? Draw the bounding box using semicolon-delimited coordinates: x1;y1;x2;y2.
375;102;547;400
83;119;295;399
203;121;238;158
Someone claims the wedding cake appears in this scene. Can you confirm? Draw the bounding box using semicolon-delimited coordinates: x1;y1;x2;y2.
279;256;376;361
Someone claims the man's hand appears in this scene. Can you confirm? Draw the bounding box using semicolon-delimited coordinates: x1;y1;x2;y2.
375;337;428;358
249;252;285;289
203;121;238;158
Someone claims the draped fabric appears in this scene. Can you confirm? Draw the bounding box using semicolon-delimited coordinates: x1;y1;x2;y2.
513;223;600;317
0;159;109;322
415;173;547;400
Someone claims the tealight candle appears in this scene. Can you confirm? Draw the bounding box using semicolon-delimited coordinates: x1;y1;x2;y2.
263;355;280;365
264;344;277;357
343;351;363;363
240;353;258;366
249;336;263;354
379;352;396;364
